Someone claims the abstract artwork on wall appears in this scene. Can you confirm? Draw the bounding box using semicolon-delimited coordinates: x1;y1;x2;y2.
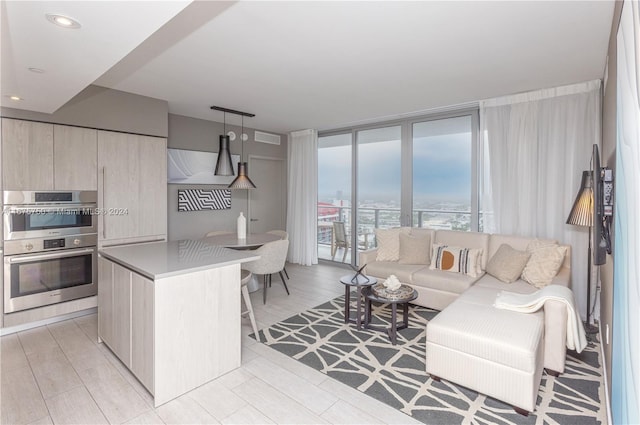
178;189;231;211
168;148;240;184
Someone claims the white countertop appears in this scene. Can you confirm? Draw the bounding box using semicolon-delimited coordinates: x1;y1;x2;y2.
99;239;260;280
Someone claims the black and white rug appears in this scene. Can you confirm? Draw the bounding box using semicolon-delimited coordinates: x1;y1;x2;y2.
256;295;607;424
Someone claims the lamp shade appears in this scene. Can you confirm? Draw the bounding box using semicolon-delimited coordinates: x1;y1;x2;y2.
228;162;256;189
214;135;235;176
566;170;593;227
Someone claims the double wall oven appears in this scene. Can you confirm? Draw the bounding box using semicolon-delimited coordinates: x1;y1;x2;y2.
3;191;98;313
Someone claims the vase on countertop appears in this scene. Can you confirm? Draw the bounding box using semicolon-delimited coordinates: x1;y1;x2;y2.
237;212;247;239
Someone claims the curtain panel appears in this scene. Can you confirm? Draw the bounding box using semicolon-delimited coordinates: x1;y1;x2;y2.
480;80;601;322
286;129;318;265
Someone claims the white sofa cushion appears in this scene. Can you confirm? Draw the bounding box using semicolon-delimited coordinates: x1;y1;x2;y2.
375;228;410;261
522;240;568;288
486;244;531;283
365;261;424;284
412;268;482;294
398;233;431;265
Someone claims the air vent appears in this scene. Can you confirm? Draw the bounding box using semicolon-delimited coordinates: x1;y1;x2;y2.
254;131;281;145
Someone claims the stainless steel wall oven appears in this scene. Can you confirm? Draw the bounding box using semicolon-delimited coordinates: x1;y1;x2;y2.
3;191;98;313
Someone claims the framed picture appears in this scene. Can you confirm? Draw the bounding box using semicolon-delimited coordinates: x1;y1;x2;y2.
168;148;240;184
178;189;231;211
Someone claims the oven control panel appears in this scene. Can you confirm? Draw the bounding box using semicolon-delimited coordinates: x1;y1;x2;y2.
3;233;97;256
44;238;65;249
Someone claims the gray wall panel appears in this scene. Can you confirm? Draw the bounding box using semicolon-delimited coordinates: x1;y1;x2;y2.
167;113;287;241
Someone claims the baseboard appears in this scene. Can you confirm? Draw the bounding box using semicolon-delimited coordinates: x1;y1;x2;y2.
0;307;97;336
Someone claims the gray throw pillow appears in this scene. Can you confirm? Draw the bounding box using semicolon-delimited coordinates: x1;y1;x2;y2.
486;244;531;283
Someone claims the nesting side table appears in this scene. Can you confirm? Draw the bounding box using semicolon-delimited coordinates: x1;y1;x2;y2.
339;274;377;330
365;283;418;345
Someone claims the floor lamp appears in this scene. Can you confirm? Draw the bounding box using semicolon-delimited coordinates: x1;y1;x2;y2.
566;170;598;334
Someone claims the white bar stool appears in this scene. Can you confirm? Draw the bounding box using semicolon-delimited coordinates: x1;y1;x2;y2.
241;269;260;342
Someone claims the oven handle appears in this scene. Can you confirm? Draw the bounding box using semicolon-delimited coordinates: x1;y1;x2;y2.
6;247;96;264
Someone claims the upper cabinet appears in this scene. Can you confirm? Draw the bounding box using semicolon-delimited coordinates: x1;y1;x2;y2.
98;131;167;245
1;118;97;191
53;125;98;190
2;118;54;190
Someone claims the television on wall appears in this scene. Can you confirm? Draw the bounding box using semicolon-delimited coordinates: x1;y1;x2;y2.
592;144;613;265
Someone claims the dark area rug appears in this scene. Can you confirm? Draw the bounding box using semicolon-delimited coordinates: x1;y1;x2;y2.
256;295;606;424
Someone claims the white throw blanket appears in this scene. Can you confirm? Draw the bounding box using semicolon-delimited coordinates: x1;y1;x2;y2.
494;285;588;353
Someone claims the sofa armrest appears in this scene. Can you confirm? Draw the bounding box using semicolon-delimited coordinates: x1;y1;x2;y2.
543;298;569;374
359;249;378;272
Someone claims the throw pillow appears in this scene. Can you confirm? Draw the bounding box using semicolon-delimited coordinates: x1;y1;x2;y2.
398;233;431;265
375;228;409;262
486;244;531;283
429;244;483;278
521;239;568;288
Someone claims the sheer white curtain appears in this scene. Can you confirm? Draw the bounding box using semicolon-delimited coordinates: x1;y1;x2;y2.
480;80;601;321
286;129;318;265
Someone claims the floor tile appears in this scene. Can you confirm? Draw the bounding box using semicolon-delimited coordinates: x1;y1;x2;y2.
27;416;54;425
221;404;275;424
320;399;385;424
319;376;421;424
188;380;247;420
243;356;338;415
214;367;256;390
77;360;150;423
155;395;219;424
122;409;165;424
45;386;109;425
247;341;328;386
232;377;327;424
0;365;49;425
27;346;83;399
0;334;29;372
17;326;58;357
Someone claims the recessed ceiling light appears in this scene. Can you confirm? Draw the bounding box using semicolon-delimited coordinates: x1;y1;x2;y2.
45;13;81;29
6;95;22;101
28;67;45;74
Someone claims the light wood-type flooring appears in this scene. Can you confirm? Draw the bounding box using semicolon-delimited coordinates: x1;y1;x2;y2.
1;262;421;425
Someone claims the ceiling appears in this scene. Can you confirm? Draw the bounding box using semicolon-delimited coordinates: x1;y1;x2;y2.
2;1;615;134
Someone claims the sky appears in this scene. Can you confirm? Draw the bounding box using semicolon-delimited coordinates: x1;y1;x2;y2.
318;132;471;204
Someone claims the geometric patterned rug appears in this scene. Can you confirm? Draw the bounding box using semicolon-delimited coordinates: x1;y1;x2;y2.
256;295;607;424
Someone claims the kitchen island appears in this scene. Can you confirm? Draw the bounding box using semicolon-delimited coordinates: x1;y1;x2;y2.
98;239;259;407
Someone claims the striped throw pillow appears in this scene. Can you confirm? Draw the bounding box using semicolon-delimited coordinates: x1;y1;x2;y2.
429;244;483;278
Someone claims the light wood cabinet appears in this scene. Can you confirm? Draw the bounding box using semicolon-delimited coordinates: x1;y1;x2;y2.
98;131;167;245
98;256;153;386
53;125;97;190
1;118;54;190
97;252;242;406
1;119;98;191
131;273;154;390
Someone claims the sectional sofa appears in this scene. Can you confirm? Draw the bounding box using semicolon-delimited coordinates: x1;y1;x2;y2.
360;228;573;414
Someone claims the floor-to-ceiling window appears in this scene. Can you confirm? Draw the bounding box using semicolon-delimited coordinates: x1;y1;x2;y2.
318;109;479;265
317;133;352;262
411;115;475;231
357;125;402;256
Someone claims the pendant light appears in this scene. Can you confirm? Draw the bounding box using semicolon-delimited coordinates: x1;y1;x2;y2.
229;115;257;189
214;111;235;176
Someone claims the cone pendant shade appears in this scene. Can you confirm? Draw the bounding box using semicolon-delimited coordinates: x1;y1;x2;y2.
566;170;593;227
229;162;256;189
214;135;235;176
